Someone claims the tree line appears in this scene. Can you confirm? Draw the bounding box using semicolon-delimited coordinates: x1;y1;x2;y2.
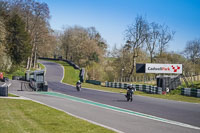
0;0;200;82
108;16;200;81
0;0;52;72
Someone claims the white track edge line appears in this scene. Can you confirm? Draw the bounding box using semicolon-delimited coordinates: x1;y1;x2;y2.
10;92;124;133
44;91;200;130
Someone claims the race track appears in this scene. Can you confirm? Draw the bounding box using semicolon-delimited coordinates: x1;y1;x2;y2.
12;60;199;133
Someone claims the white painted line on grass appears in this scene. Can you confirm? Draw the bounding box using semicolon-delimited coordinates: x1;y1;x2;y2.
8;93;31;100
0;96;30;100
1;82;11;87
1;83;6;87
7;82;12;87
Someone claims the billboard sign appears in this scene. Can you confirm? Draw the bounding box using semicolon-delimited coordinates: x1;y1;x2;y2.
145;63;182;74
136;64;145;73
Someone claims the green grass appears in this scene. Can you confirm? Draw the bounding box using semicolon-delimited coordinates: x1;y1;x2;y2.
0;99;114;133
180;81;200;89
50;60;80;85
38;63;45;70
135;91;200;103
82;83;127;93
2;63;45;79
8;93;19;97
130;82;156;86
3;68;26;79
45;60;200;104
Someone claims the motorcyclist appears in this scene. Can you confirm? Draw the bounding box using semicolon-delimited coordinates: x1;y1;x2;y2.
76;80;81;86
76;80;81;91
125;85;134;101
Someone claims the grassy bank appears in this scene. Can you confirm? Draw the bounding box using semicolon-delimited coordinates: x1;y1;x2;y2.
3;68;26;79
38;63;45;70
8;93;19;97
136;91;200;103
0;99;114;133
50;60;80;85
2;63;45;79
180;81;200;89
46;60;200;103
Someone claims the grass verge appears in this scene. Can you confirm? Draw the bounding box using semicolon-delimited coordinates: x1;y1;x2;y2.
2;63;44;79
3;68;26;79
8;93;19;97
0;99;114;133
46;60;200;104
82;83;127;93
49;60;80;85
38;63;45;70
136;91;200;103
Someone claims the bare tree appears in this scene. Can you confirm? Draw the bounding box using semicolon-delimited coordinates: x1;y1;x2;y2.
158;24;175;55
124;15;148;77
61;26;107;67
8;0;50;69
184;38;200;64
145;22;160;63
37;29;59;58
0;16;7;70
87;27;107;51
28;1;50;69
0;18;6;46
0;1;8;46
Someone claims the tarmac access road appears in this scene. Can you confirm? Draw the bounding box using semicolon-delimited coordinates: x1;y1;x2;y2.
0;82;5;86
8;60;200;133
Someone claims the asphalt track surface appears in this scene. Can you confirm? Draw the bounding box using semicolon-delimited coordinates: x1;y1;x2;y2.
41;60;200;124
8;60;200;133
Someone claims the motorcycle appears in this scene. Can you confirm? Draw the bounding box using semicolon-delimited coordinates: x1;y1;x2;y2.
125;89;133;102
76;84;81;91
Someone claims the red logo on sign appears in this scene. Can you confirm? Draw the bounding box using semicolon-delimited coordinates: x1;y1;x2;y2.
171;65;181;72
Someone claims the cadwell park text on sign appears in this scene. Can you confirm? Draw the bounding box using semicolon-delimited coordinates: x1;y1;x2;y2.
145;64;182;74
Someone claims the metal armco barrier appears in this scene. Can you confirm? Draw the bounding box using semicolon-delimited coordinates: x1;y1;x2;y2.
86;80;101;85
181;88;200;98
105;82;162;94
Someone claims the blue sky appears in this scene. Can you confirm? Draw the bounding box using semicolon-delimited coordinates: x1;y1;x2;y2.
40;0;200;52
